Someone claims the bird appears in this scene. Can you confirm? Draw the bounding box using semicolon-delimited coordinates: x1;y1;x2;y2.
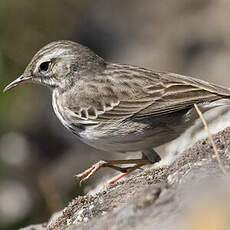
4;40;230;184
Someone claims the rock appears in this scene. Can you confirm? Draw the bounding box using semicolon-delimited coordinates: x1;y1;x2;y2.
22;127;230;230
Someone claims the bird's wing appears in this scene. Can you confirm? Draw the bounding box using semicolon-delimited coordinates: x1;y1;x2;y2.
134;72;230;118
67;64;230;124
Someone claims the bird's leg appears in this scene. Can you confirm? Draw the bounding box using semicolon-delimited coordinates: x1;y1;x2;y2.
107;162;148;185
142;149;161;163
75;159;150;185
108;149;161;185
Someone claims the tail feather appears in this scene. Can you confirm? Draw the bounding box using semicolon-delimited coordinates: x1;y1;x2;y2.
199;98;230;109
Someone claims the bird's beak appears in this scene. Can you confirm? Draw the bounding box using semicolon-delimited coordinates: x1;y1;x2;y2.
3;75;32;93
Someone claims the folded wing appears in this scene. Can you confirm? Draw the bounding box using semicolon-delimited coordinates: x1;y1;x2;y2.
67;65;230;124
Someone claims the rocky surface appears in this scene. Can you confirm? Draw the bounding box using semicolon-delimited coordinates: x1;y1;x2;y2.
21;127;230;230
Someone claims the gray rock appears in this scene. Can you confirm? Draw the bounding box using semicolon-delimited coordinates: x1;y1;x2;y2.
23;127;230;230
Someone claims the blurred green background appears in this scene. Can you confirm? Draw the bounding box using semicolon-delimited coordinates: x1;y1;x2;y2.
1;0;230;229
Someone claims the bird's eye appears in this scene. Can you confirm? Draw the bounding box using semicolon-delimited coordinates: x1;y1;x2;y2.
39;61;50;72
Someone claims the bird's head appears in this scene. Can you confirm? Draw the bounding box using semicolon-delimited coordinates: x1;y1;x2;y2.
4;40;105;92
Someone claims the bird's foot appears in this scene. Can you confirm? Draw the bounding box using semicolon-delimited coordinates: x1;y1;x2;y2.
75;160;109;185
107;164;145;185
75;158;150;185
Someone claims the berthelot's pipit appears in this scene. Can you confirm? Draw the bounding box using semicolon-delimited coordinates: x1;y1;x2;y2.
4;40;230;184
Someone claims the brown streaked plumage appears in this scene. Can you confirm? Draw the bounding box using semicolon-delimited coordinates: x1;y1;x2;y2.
4;40;230;184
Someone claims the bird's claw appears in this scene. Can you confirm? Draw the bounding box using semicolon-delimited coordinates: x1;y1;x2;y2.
74;160;107;185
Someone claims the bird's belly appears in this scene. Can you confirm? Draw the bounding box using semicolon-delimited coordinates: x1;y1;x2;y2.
80;131;177;153
78;109;195;152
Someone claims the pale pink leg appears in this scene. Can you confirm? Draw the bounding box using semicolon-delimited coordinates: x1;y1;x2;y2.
75;159;150;185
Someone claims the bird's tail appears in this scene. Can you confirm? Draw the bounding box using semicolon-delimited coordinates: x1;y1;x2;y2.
199;98;230;110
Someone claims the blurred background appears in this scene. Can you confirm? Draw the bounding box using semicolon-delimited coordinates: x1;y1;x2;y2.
1;0;230;229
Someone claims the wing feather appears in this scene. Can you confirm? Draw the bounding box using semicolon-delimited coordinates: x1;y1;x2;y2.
66;64;230;124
